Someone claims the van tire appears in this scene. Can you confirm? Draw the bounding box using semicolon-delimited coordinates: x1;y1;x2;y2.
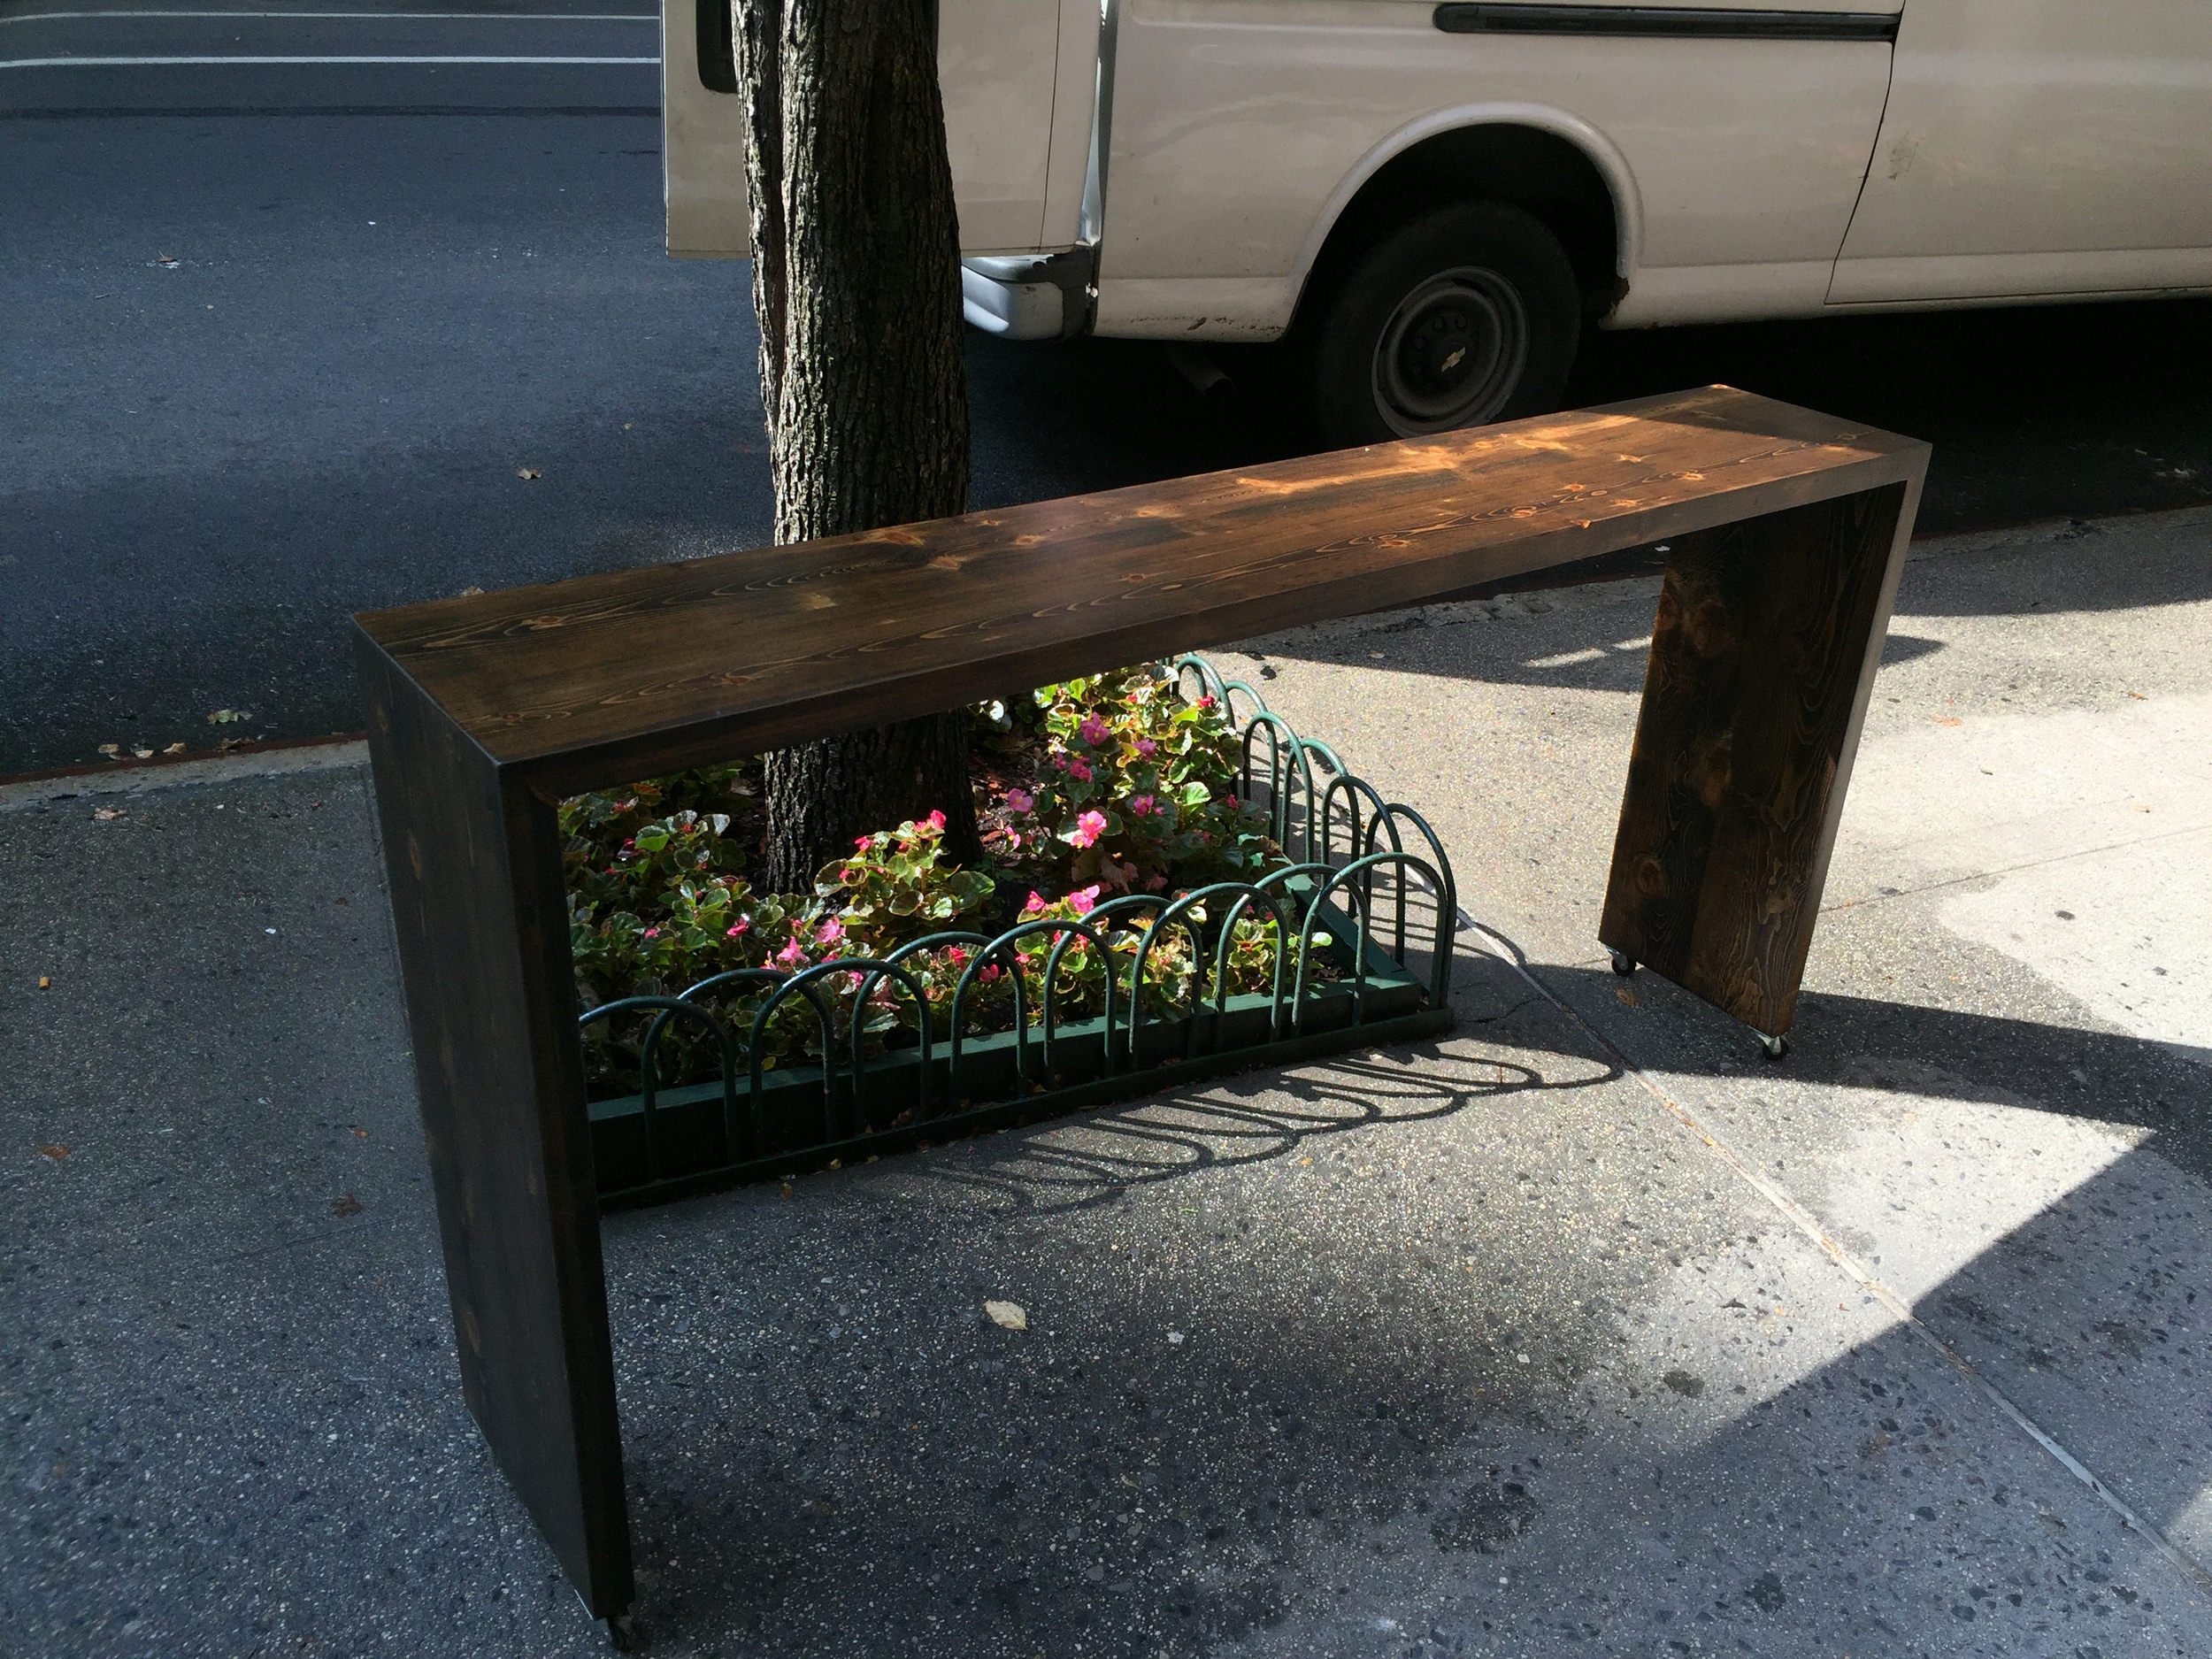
1305;201;1580;449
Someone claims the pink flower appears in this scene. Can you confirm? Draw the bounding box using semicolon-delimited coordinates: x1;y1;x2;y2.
1004;831;1022;850
1051;752;1070;772
775;938;806;969
1004;787;1034;814
725;917;749;938
1130;793;1156;817
1071;810;1108;849
1145;873;1169;892
944;946;969;966
979;963;1002;983
642;927;660;940
1067;758;1094;783
1068;885;1100;915
1078;716;1110;746
927;809;947;830
1196;695;1217;710
816;918;844;945
1024;890;1048;914
1135;738;1157;757
855;833;874;849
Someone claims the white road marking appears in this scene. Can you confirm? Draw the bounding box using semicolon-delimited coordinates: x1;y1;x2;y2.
3;53;660;66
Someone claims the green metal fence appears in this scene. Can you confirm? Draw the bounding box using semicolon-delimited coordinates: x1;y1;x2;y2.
580;657;1457;1210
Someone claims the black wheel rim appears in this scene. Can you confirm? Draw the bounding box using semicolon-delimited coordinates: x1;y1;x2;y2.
1370;266;1529;436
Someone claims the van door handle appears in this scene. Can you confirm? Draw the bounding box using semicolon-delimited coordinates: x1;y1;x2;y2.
1433;4;1901;41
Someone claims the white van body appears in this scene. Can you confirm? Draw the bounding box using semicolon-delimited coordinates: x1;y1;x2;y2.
665;1;2212;435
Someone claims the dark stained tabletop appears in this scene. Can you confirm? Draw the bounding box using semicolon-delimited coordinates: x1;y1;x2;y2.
355;385;1927;795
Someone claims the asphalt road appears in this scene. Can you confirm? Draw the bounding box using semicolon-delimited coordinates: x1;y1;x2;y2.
7;0;2212;774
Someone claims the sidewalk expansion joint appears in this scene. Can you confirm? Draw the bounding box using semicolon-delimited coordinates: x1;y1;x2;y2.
1464;923;2212;1600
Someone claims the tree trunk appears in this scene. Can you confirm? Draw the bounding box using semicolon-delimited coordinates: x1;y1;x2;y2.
733;0;979;895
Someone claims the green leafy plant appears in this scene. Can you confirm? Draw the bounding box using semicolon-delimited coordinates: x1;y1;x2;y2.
562;665;1319;1099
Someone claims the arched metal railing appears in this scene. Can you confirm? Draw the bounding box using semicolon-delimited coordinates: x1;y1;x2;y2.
578;655;1458;1203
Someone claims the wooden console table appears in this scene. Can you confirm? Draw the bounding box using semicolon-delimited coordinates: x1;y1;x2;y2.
352;385;1926;1626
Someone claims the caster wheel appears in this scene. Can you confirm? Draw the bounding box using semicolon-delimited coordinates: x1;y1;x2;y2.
1757;1031;1789;1063
1608;949;1637;977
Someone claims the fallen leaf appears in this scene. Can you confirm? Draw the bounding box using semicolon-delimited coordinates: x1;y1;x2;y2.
457;585;485;596
162;741;187;756
92;807;124;822
517;467;541;480
779;1182;795;1199
133;748;153;758
1166;1331;1186;1345
1615;986;1640;1007
38;976;51;990
152;253;180;268
2125;690;2147;700
984;1300;1027;1331
97;742;120;757
206;708;249;725
1932;716;1962;727
332;1194;364;1217
38;1144;70;1162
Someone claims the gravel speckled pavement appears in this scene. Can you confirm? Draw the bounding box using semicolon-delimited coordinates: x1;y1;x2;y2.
4;510;2208;1657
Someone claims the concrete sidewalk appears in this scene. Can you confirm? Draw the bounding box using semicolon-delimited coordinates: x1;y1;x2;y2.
3;509;2208;1657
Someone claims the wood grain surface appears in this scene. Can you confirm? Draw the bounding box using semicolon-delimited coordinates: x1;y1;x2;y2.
356;386;1927;798
1596;482;1913;1034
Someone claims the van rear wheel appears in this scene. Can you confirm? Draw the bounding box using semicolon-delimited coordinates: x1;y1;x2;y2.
1306;201;1580;449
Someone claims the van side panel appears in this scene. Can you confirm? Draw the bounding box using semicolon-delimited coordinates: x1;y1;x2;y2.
664;0;751;258
1094;0;1895;337
1830;0;2212;303
941;0;1064;251
663;0;1067;260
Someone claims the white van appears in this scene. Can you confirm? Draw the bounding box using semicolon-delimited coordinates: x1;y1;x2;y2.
664;2;2212;445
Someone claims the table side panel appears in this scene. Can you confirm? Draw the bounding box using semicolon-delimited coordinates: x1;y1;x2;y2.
1598;480;1912;1033
354;633;634;1617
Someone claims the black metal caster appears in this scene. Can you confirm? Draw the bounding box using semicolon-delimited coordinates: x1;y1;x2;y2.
1756;1030;1789;1063
1608;949;1637;977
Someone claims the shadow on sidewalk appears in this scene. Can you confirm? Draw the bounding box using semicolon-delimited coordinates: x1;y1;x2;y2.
600;1000;2211;1655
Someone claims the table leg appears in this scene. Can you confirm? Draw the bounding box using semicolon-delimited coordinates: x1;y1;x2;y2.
356;634;635;1620
1598;479;1916;1038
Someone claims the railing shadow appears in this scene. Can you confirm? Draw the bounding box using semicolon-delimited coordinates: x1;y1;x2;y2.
914;1038;1615;1222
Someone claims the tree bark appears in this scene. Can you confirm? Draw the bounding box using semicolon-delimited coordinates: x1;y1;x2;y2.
733;0;979;894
